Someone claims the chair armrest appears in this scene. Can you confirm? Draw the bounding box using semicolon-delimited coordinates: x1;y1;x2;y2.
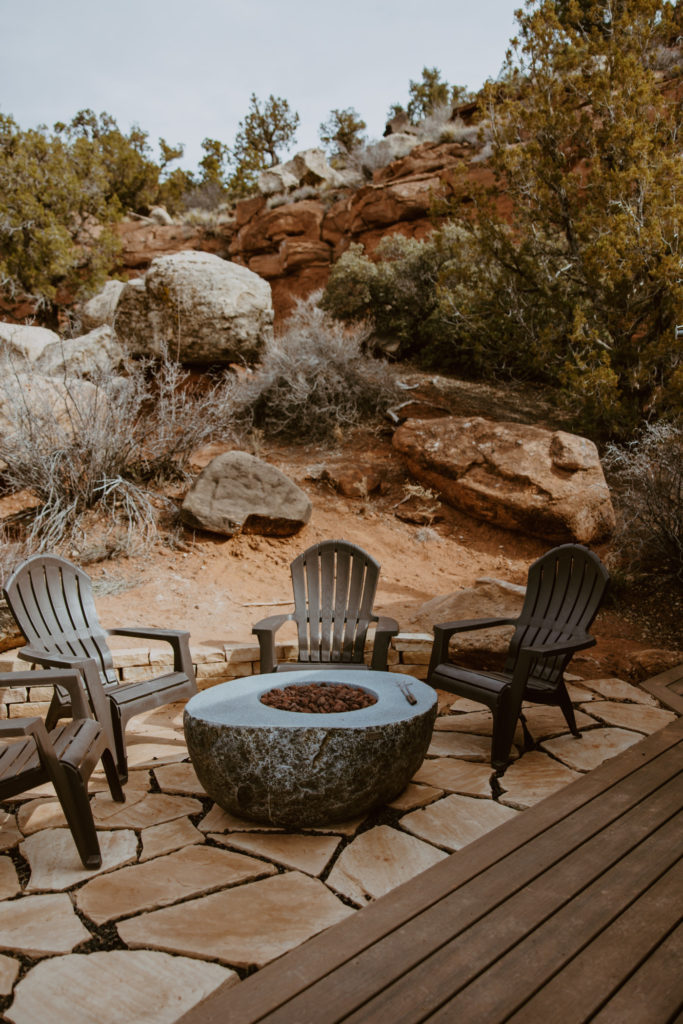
252;614;295;674
510;634;596;695
0;717;47;740
429;617;518;679
370;617;399;671
521;634;596;657
10;659;92;719
107;627;194;678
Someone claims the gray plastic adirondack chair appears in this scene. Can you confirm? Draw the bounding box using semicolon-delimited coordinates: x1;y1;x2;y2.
253;539;399;673
0;669;123;868
427;544;609;769
4;554;197;783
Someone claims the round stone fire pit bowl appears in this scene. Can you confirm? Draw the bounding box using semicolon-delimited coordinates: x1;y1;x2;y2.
183;669;438;828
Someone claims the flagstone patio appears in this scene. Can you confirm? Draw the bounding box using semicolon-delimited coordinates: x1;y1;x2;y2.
0;671;677;1024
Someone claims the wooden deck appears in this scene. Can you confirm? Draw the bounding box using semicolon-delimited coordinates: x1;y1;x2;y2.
180;714;683;1024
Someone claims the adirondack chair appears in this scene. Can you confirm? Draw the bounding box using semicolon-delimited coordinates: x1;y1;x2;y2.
427;544;609;769
4;554;197;783
0;669;124;869
253;539;399;673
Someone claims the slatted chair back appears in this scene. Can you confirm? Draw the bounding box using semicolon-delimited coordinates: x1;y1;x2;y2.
290;540;380;664
505;543;609;687
4;554;118;687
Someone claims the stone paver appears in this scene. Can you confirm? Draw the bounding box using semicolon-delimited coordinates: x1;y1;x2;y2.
91;791;202;829
541;727;642;772
412;758;494;797
198;804;284;834
22;828;138;892
0;856;19;900
401;794;520;852
125;743;189;771
498;752;582;809
519;705;596;740
18;798;68;835
0;812;22;851
76;844;276;925
140;816;203;862
153;762;206;796
580;677;659;706
580;701;677;734
6;950;236;1024
427;731;517;762
387;782;444;812
447;697;489;713
565;682;597;702
118;871;354;969
0;953;19;996
326;825;447;905
303;814;367;836
0;893;91;956
213;832;339;877
433;714;525;746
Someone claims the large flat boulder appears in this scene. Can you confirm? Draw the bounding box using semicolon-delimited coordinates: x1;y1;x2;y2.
113;251;273;365
181;451;312;537
393;416;615;543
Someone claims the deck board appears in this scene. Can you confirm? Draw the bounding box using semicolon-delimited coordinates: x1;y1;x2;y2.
179;716;683;1024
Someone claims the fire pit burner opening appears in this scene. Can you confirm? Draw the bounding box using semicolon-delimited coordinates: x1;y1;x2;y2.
260;682;377;714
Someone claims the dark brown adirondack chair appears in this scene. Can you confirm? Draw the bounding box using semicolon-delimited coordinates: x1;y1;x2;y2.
427;544;609;770
0;669;124;869
253;539;399;673
4;554;197;783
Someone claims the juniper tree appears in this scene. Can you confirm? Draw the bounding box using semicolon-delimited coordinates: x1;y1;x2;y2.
449;0;683;436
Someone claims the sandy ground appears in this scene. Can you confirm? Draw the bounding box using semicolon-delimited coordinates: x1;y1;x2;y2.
89;431;678;678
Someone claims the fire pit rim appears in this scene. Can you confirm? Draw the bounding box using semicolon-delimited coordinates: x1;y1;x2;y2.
184;668;435;729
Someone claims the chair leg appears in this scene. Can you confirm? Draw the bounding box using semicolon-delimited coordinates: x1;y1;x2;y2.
557;682;581;738
101;747;125;803
51;764;102;870
519;711;535;750
490;694;519;770
109;704;128;785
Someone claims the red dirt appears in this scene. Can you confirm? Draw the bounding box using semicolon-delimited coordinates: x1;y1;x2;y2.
88;426;682;683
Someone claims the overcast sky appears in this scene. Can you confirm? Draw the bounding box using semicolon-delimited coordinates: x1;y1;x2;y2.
2;0;521;172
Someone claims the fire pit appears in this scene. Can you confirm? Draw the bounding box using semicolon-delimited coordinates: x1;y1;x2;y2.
184;669;437;828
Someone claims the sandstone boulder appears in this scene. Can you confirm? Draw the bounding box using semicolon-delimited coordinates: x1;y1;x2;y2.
404;578;526;663
181;451;312;537
36;325;125;378
361;134;419;175
80;281;126;331
0;324;58;364
113;252;273;365
393;416;615;543
148;205;174;225
258;149;344;197
257;166;299;196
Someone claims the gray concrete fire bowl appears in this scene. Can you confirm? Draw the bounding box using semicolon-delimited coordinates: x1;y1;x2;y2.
184;669;438;828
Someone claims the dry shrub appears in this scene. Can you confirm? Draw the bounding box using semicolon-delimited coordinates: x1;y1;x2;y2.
0;352;233;555
224;294;401;441
604;421;683;583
